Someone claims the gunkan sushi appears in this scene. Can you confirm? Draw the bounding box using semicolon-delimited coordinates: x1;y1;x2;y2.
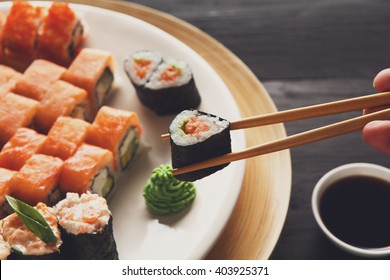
0;235;11;260
0;202;62;259
169;110;231;181
124;51;201;115
87;106;142;172
55;192;118;260
59;144;115;198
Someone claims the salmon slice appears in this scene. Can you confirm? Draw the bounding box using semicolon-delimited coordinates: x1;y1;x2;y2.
35;80;87;133
0;168;16;218
62;48;115;118
0;65;22;98
0;128;46;171
37;2;84;66
87;106;142;171
59;143;114;195
41;117;91;160
0;93;40;147
1;1;47;65
10;154;63;206
14;59;66;101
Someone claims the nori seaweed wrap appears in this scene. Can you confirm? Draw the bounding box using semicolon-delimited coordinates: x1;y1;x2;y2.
124;50;201;115
169;110;231;181
55;192;118;260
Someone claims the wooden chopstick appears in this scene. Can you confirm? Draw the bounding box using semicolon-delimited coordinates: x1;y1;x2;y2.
172;108;390;176
161;91;390;140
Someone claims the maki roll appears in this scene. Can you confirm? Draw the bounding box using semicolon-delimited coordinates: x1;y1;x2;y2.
0;168;15;218
0;128;46;171
0;202;62;259
55;192;118;260
0;92;40;147
62;48;115;119
10;154;64;206
0;65;22;98
1;1;47;70
37;2;85;66
35;80;88;133
14;59;66;101
169;110;231;181
87;106;142;172
41;117;91;161
124;51;201;115
124;50;162;105
59;144;115;198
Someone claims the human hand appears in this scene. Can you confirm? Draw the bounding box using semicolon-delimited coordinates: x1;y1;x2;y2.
362;69;390;155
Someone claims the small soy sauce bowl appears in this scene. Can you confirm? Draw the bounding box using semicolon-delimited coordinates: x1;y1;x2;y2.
312;163;390;258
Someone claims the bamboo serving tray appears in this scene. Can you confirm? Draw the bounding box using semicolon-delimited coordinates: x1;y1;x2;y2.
66;0;292;259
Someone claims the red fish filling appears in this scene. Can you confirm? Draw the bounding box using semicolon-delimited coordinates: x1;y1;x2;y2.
184;117;210;135
160;65;181;81
134;59;151;79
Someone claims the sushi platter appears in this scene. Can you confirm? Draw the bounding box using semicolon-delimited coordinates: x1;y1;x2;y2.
0;0;292;260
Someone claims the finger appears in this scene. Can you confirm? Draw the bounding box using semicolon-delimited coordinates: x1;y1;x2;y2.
373;68;390;91
362;120;390;155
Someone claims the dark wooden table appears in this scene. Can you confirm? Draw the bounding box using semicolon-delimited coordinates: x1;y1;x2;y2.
126;0;390;259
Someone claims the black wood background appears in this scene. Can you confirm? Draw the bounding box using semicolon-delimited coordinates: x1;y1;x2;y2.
125;0;390;259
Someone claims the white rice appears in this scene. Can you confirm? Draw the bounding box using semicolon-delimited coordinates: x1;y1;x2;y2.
169;110;229;146
145;57;192;90
125;50;162;86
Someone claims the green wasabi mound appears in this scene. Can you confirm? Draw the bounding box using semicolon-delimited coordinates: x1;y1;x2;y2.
143;165;196;215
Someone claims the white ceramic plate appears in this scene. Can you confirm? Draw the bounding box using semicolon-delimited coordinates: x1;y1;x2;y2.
0;2;246;259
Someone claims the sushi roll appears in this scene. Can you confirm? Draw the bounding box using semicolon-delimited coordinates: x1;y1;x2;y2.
55;192;118;260
169;110;231;181
0;65;22;98
10;154;64;206
0;128;46;171
124;50;162;104
0;202;62;259
41;117;91;161
14;59;66;101
87;106;142;172
59;144;115;198
62;48;115;119
37;2;85;66
1;1;47;71
124;52;201;115
35;80;88;133
0;92;40;147
0;168;16;218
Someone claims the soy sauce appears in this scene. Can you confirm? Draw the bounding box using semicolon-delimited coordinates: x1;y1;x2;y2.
320;175;390;249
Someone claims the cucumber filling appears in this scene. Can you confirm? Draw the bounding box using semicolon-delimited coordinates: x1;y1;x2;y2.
119;128;139;170
95;67;114;108
91;168;114;197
